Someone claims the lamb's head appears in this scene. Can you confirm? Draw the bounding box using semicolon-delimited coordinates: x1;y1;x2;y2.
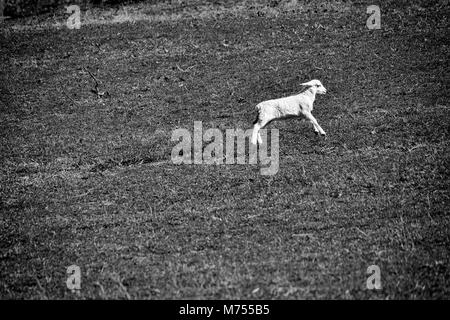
301;79;327;94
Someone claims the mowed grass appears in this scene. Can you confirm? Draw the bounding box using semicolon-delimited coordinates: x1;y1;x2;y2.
0;0;449;299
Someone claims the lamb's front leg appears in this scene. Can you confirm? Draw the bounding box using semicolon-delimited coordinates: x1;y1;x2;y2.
311;123;320;135
305;112;326;136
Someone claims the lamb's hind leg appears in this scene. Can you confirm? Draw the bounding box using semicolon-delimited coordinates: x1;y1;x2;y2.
251;122;261;145
252;118;270;145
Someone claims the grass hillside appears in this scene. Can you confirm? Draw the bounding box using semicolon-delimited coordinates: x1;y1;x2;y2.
0;0;449;299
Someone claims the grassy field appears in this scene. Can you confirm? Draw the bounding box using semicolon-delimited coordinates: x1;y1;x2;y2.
0;0;449;299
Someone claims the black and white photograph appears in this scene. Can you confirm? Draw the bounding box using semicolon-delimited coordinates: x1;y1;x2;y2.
0;0;449;303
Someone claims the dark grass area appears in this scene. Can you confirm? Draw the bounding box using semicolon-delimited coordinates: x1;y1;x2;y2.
0;0;449;299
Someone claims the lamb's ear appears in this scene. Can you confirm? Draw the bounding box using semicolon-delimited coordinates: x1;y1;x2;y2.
300;81;312;86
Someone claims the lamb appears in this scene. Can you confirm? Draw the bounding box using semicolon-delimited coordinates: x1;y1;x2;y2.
251;79;327;145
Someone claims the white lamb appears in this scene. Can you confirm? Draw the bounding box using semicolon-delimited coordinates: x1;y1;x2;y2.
251;79;327;145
